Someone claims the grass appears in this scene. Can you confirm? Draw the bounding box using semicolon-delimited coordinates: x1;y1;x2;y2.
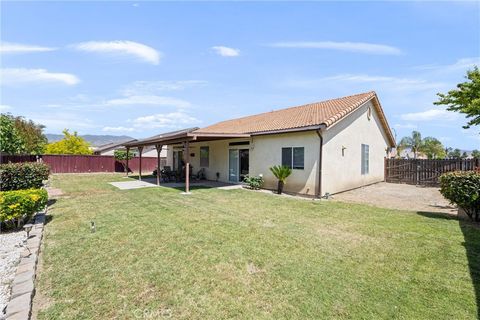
36;174;479;319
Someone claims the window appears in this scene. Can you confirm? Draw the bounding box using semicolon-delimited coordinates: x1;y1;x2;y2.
361;144;369;175
200;146;209;167
281;147;304;170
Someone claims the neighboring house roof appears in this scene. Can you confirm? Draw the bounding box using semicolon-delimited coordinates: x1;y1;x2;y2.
193;91;395;146
93;139;137;153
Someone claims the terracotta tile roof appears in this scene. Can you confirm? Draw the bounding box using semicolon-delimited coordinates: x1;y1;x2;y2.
194;91;395;146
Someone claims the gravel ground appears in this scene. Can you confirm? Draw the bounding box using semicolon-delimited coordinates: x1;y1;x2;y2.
0;231;25;318
333;182;457;215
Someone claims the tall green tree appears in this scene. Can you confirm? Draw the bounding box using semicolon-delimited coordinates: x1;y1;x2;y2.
399;131;424;159
471;149;480;158
448;148;462;159
422;137;446;159
13;116;47;154
45;129;93;155
0;114;26;154
435;66;480;129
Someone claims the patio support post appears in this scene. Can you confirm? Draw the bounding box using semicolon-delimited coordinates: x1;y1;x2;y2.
125;147;130;176
185;141;190;193
138;146;143;181
155;144;163;186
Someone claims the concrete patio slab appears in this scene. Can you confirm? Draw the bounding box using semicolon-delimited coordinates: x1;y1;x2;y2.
109;180;158;190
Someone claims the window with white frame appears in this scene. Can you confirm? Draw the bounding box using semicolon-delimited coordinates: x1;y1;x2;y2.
281;147;304;169
361;144;369;175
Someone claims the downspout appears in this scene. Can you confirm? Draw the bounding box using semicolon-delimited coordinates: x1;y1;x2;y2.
316;129;323;198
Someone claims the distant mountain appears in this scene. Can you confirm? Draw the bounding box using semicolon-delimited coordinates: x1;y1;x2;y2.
45;134;135;147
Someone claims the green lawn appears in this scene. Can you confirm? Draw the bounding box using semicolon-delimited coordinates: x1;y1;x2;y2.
36;174;479;319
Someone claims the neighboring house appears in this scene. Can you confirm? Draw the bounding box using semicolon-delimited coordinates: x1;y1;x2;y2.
125;91;396;196
94;140;168;158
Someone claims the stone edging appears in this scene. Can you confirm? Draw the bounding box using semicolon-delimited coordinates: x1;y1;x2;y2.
5;211;46;320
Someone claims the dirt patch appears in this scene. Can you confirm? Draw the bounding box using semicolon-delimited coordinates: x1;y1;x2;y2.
333;182;457;215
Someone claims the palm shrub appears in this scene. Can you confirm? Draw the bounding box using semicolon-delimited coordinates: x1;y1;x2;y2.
269;165;292;194
439;171;480;221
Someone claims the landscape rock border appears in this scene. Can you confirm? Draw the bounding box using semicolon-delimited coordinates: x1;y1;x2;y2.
5;211;46;320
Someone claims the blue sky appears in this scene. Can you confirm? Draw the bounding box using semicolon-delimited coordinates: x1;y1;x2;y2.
1;1;479;149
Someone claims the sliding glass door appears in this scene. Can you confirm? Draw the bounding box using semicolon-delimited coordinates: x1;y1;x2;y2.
229;149;249;182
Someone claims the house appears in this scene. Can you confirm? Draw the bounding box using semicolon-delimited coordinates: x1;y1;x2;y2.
93;139;168;158
124;91;395;196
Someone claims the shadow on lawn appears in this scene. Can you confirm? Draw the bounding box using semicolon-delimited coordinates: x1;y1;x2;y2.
417;211;480;318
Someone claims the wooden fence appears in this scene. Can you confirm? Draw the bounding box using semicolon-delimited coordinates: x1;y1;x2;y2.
385;158;479;186
0;154;166;174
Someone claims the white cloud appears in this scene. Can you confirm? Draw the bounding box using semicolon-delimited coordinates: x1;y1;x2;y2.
401;109;459;121
102;126;136;133
212;46;240;57
133;112;200;129
286;73;444;91
106;95;191;108
122;80;207;96
268;41;402;55
72;40;161;65
0;42;57;54
394;123;417;129
0;68;80;85
415;57;480;72
0;104;12;112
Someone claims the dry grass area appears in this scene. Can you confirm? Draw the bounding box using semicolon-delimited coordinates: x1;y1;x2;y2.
34;174;479;319
333;182;457;215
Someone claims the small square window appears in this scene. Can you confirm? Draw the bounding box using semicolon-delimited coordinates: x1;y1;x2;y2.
281;147;304;170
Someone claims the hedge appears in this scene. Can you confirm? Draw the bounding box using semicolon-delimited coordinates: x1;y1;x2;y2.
439;171;480;221
0;188;48;224
0;162;50;191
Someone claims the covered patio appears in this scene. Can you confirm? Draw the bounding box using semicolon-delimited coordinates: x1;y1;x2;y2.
122;127;250;193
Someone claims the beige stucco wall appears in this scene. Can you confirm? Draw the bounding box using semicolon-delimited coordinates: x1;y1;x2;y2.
166;138;252;183
250;131;320;196
165;132;319;196
321;101;390;195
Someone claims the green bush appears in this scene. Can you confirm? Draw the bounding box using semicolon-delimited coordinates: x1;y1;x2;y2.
0;162;50;191
244;175;264;190
0;188;48;224
439;171;480;221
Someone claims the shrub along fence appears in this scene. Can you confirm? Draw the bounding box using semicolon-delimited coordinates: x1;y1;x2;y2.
385;158;480;186
0;154;166;174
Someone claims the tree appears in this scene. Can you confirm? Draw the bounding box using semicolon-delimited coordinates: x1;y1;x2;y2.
448;148;462;159
45;129;93;155
435;66;480;129
114;149;134;173
422;137;446;159
461;151;468;159
269;165;292;194
399;131;424;159
0;114;26;154
472;149;480;158
13;116;47;154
